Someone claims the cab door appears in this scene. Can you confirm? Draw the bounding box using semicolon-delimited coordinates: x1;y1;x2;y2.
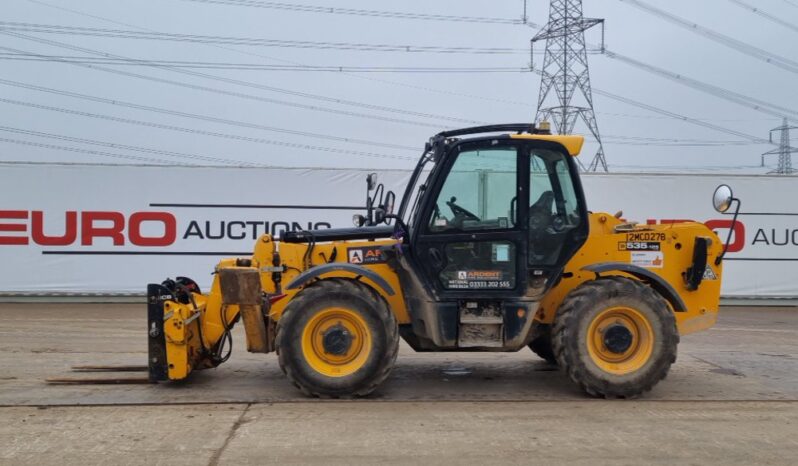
413;140;528;298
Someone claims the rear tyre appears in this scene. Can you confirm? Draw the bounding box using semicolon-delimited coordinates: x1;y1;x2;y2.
551;276;679;398
276;278;399;398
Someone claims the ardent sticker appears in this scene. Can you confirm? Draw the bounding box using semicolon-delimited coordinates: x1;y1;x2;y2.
448;270;512;289
347;246;386;265
630;251;664;268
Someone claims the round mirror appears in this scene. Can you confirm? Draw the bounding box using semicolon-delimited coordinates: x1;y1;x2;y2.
712;184;733;213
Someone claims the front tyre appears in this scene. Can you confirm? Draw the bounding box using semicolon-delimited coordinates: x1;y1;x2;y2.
276;279;399;398
552;276;679;398
527;323;557;365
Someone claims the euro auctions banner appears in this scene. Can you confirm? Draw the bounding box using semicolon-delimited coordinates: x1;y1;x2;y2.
0;163;796;297
0;163;410;294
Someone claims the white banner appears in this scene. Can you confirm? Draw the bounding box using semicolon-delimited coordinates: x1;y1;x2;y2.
0;163;795;297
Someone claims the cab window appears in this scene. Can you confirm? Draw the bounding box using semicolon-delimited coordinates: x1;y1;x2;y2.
528;150;582;265
428;147;518;232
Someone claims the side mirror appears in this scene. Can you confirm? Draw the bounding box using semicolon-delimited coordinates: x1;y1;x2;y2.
711;184;741;266
367;173;378;191
713;184;733;213
382;191;396;224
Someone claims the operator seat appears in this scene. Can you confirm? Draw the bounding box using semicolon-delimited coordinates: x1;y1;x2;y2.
528;191;555;230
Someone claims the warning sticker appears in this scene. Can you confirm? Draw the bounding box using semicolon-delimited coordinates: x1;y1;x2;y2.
703;266;718;280
347;246;386;265
630;251;664;269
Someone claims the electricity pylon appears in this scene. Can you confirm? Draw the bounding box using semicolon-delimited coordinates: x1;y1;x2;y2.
532;0;607;171
762;118;797;174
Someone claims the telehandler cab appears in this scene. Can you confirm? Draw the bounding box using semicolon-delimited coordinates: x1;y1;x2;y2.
147;123;736;398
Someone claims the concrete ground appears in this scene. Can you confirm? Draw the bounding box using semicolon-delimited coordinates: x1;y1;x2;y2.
1;304;797;465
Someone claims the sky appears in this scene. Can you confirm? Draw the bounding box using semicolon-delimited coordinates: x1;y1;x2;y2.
1;0;797;172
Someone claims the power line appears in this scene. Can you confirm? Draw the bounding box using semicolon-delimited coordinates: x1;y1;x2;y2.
603;49;798;120
601;134;759;146
587;85;773;144
2;33;486;127
0;35;469;128
619;0;798;75
0;22;529;54
0;126;268;166
25;0;760;130
24;1;541;116
0;98;416;161
0;137;190;166
178;0;526;24
15;0;778;154
725;0;798;33
0;78;419;152
0;52;534;72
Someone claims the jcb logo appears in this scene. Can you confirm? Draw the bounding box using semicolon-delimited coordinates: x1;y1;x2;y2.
0;210;177;247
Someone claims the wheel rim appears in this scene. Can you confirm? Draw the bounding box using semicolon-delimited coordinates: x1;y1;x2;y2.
586;306;654;375
301;307;372;378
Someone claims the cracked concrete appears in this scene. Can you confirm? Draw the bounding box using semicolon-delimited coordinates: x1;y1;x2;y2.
0;304;796;464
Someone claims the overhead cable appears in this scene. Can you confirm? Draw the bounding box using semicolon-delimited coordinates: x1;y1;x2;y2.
178;0;526;24
0;53;535;72
603;49;798;120
0;36;465;128
0;22;529;54
0;137;191;165
0;78;418;152
0;126;267;166
0;98;416;161
2;31;486;125
724;0;798;33
619;0;798;74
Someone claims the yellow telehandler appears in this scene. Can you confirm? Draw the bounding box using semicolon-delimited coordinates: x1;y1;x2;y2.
147;123;738;398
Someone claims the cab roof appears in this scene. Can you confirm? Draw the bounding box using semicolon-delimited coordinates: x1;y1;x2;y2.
430;123;584;157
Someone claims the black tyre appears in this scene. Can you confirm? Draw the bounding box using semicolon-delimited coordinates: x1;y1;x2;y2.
527;324;557;365
276;278;399;397
551;276;679;398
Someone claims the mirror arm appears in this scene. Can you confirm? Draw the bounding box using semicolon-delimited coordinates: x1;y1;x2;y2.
383;214;410;244
715;198;741;266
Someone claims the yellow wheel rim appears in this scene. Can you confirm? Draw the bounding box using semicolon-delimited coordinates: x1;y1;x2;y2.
586;306;654;375
301;307;372;378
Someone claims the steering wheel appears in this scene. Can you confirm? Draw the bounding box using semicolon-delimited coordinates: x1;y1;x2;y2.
446;196;479;222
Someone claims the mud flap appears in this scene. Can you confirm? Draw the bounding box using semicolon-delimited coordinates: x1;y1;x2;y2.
147;284;171;382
